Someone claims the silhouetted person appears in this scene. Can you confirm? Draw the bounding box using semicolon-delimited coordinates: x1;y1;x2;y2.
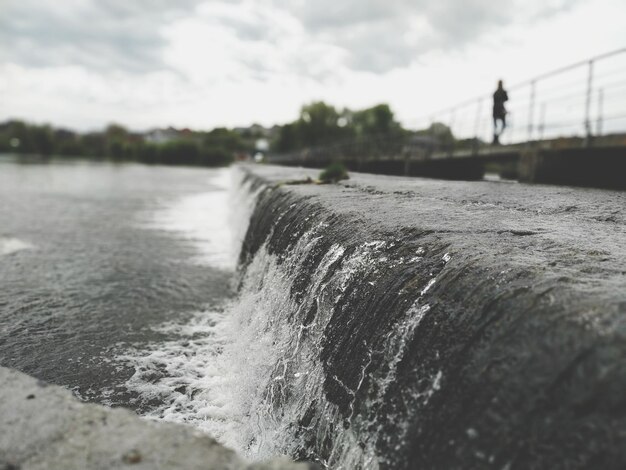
493;80;508;144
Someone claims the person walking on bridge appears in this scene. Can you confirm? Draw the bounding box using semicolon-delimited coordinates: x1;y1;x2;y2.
493;80;509;144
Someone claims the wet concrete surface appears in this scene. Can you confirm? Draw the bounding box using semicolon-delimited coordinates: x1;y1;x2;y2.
0;366;313;470
239;164;626;469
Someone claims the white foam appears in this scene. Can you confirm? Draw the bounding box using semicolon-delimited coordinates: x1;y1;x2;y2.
119;219;322;449
119;309;231;423
120;167;281;451
121;171;444;468
0;237;34;256
120;218;441;468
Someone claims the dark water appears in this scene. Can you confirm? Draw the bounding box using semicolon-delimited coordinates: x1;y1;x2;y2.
0;158;233;408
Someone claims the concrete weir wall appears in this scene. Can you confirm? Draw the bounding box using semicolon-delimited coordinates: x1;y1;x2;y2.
2;165;625;469
518;146;626;189
237;164;626;469
0;367;311;470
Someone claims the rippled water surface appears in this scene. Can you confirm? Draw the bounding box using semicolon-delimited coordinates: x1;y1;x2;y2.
0;158;234;408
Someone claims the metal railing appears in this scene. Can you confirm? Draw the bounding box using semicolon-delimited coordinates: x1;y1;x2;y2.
407;48;626;146
268;48;626;167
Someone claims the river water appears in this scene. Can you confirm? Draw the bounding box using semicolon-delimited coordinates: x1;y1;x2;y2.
0;158;238;411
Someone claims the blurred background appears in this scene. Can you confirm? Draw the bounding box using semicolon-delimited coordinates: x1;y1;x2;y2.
1;0;625;167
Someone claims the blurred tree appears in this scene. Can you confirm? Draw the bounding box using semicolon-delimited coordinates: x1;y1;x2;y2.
105;124;129;141
81;132;107;158
0;104;421;166
297;101;351;147
0;120;35;153
54;129;82;156
272;102;408;153
136;143;159;165
274;123;299;152
104;124;130;160
204;127;243;151
158;140;199;165
417;122;455;148
201;127;246;165
352;104;401;136
28;125;53;156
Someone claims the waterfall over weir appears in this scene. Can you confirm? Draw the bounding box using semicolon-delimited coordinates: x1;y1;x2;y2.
233;188;451;468
126;165;626;470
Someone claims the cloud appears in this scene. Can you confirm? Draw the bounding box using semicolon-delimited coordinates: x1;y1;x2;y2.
2;0;602;133
0;0;204;73
276;0;582;72
0;0;581;77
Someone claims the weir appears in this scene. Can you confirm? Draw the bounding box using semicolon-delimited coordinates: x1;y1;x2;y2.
233;164;626;469
1;165;624;469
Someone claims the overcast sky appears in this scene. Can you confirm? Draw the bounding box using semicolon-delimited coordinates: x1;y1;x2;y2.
1;0;624;132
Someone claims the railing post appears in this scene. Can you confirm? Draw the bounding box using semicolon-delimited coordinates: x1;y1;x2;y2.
473;98;482;139
449;108;456;156
538;103;546;141
472;98;483;154
429;116;435;155
584;59;594;142
449;108;456;135
527;80;536;143
596;88;604;137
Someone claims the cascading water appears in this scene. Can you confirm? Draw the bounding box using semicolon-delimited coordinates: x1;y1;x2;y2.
121;166;626;470
121;168;455;469
219;174;455;469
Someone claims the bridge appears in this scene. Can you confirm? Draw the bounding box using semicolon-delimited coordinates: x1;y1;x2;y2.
268;48;626;190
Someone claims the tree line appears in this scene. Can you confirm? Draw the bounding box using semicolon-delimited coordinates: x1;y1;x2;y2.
0;102;457;166
270;101;459;154
0;121;251;167
272;102;406;152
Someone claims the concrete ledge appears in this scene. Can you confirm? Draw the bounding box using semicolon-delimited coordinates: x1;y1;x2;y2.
238;164;626;469
0;367;311;470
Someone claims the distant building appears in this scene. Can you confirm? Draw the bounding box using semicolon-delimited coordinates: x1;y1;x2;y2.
144;127;182;144
255;138;269;152
233;124;278;140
